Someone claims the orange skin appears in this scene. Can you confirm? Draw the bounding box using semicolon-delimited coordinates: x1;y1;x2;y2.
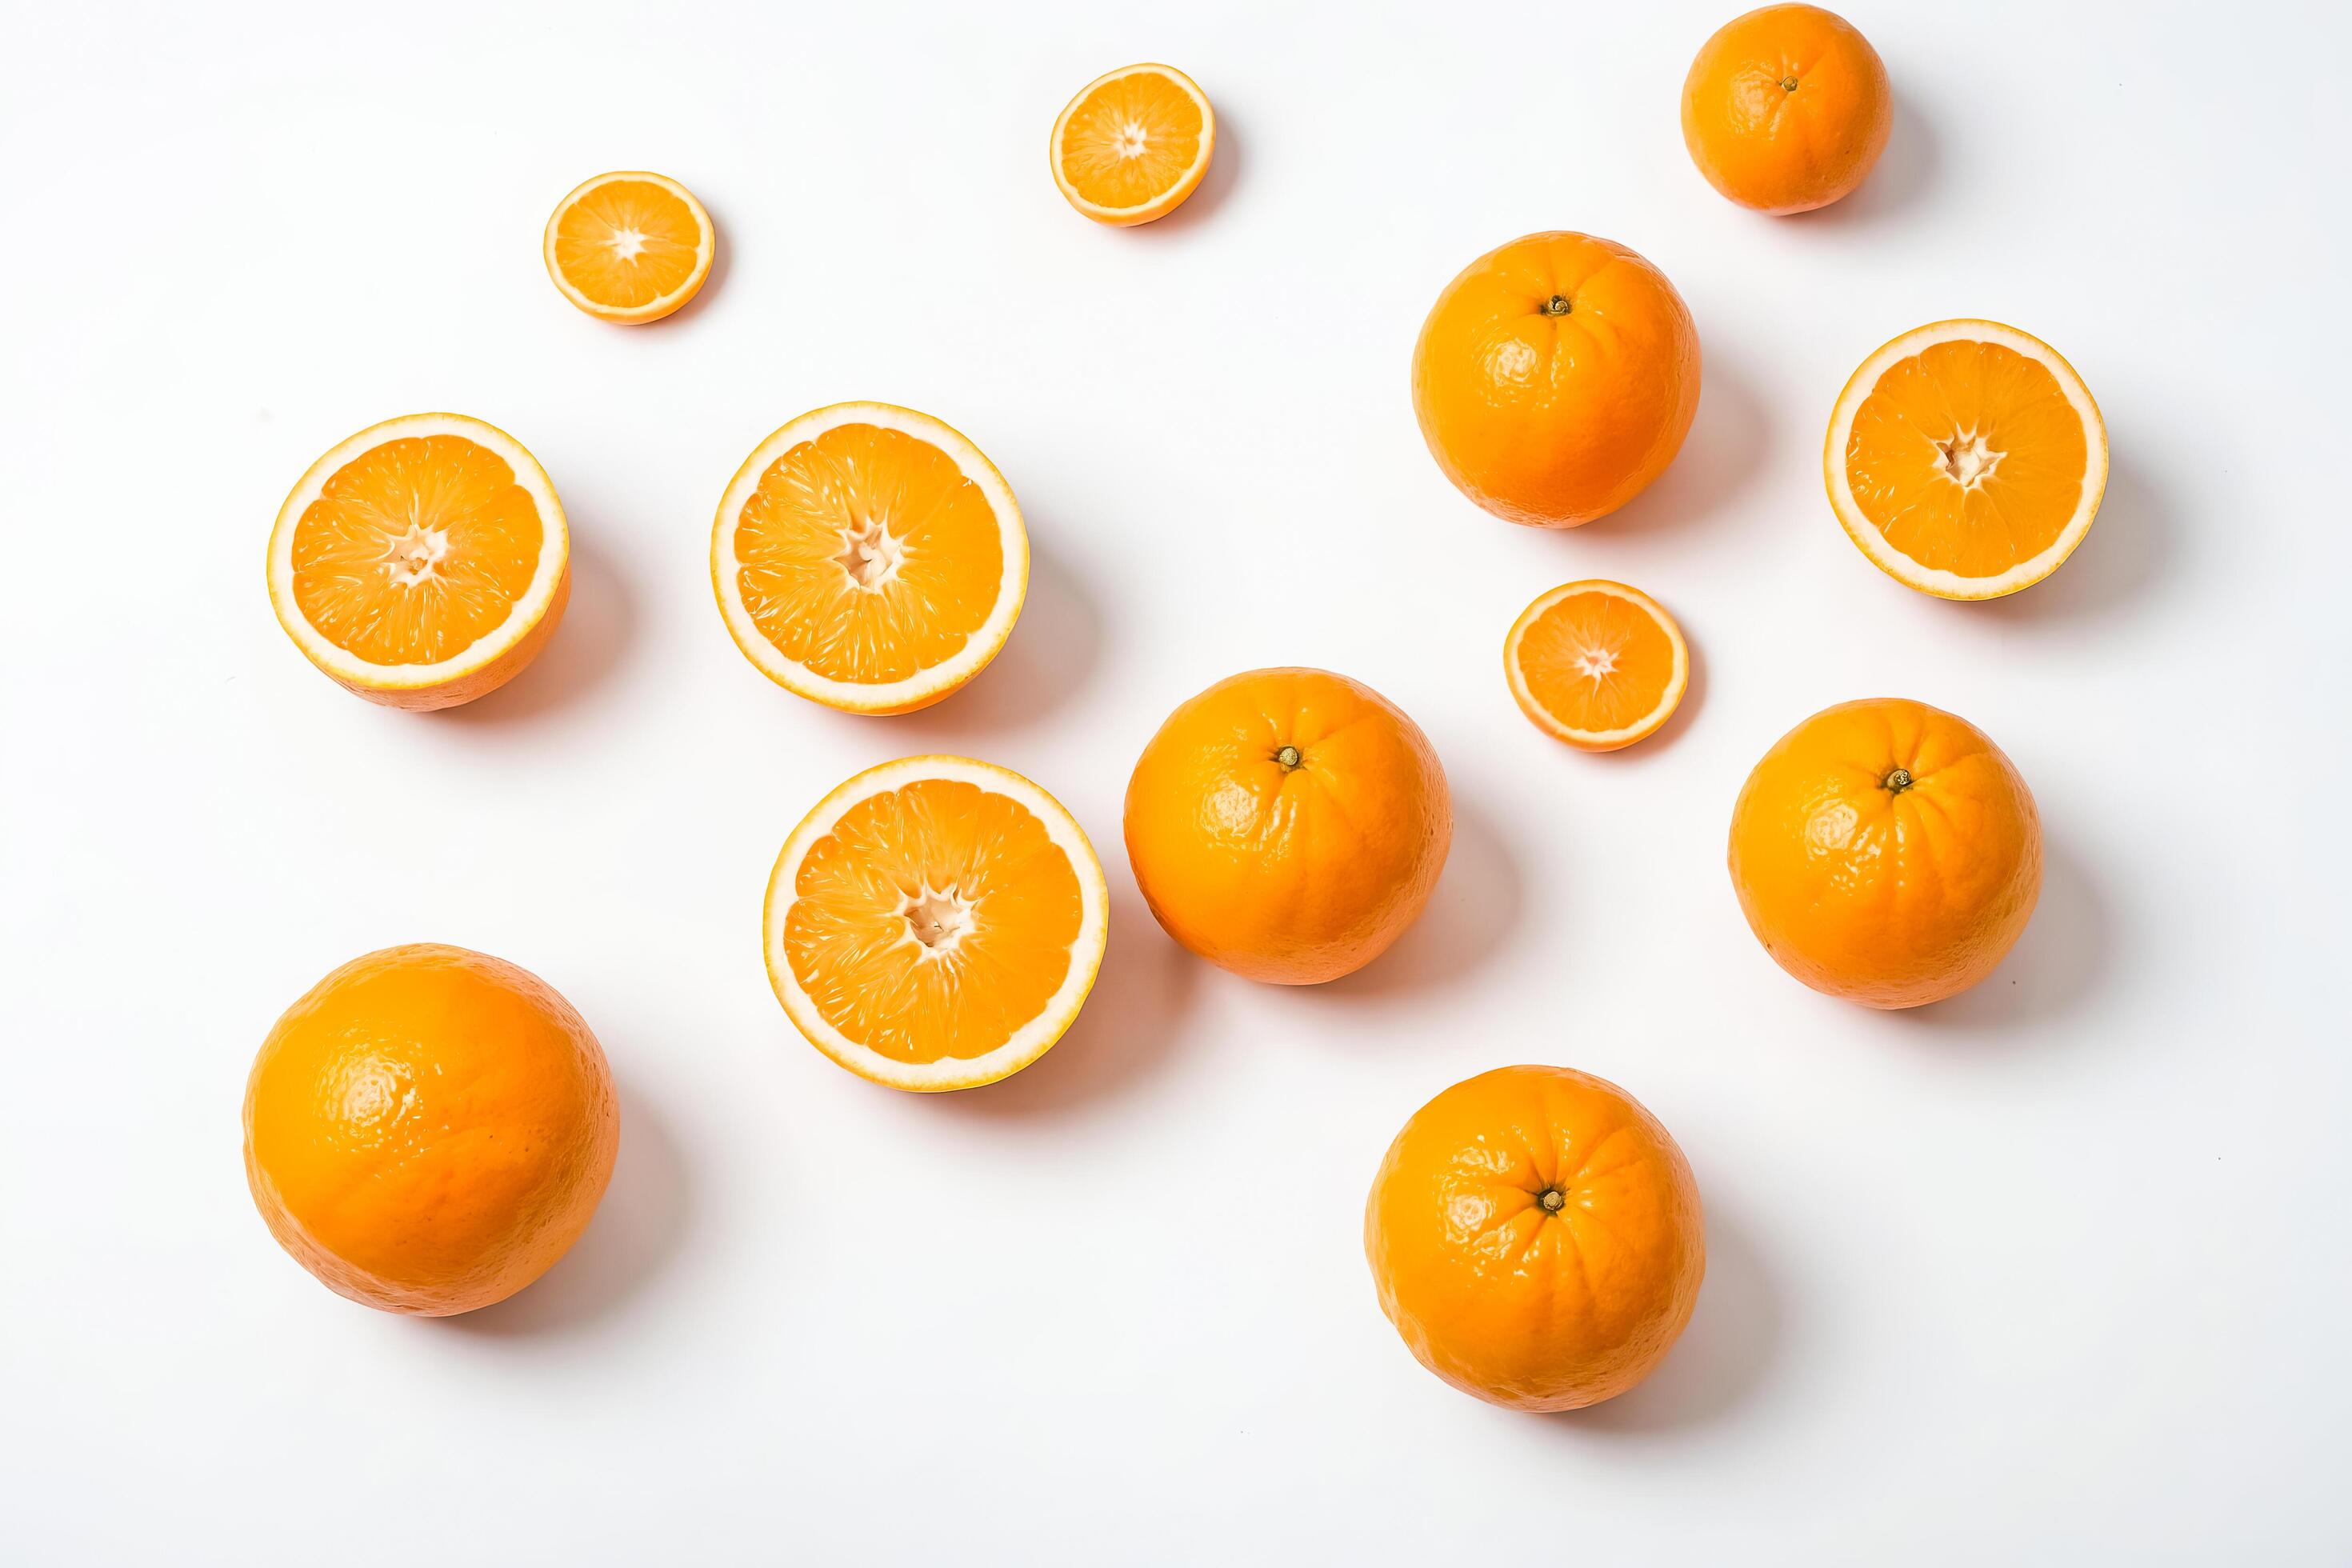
1124;668;1450;985
1682;5;1892;214
1412;231;1701;528
1729;698;2042;1009
1366;1066;1705;1412
242;944;619;1315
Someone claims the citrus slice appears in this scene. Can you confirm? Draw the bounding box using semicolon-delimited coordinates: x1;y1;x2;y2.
1826;319;2107;599
1504;579;1689;751
712;402;1027;714
542;170;714;324
764;756;1110;1091
1050;63;1215;226
266;413;570;710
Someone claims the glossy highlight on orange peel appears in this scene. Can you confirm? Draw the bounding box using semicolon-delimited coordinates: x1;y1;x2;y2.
1682;5;1892;214
543;170;714;324
1506;580;1689;750
1050;63;1214;226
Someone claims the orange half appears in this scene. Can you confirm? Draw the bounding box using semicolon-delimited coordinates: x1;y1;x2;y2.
266;414;569;710
764;756;1110;1091
712;402;1027;713
1505;580;1689;751
1826;319;2107;598
1050;64;1214;226
543;170;714;324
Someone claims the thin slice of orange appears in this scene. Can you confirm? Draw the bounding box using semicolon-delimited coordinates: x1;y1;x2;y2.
543;170;714;324
1826;319;2107;599
711;402;1027;714
764;756;1110;1091
1505;580;1689;751
1050;63;1215;226
267;414;569;710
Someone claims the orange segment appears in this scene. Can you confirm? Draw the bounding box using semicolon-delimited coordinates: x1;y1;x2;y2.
712;403;1027;714
542;171;714;324
1826;319;2107;599
1050;64;1214;225
1505;580;1690;751
266;414;570;710
764;758;1109;1091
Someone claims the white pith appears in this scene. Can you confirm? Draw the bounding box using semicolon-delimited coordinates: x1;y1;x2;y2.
266;412;569;690
762;756;1110;1092
711;402;1029;712
1505;579;1689;747
1824;318;2109;601
540;170;714;324
1049;63;1215;220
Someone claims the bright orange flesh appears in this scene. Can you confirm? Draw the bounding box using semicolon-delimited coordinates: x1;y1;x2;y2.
1052;65;1212;223
1508;582;1685;750
785;778;1082;1066
550;176;706;314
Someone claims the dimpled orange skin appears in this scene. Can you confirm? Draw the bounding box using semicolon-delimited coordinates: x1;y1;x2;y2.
1682;5;1892;214
1124;668;1450;985
1411;231;1700;528
242;944;620;1315
1366;1066;1705;1412
1729;698;2042;1009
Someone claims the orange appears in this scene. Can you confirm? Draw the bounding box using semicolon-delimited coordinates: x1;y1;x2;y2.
1505;580;1690;751
542;170;714;324
266;413;570;710
1365;1066;1706;1412
1050;63;1215;226
1124;668;1450;985
1682;5;1892;214
1412;232;1701;528
712;403;1028;714
243;944;619;1316
1729;698;2042;1009
1827;320;2108;599
764;756;1109;1091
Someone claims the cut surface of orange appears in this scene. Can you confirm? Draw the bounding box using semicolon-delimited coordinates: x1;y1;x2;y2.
1505;580;1689;751
1050;63;1214;226
1826;319;2107;599
266;413;569;710
764;756;1109;1091
543;170;714;324
712;402;1027;714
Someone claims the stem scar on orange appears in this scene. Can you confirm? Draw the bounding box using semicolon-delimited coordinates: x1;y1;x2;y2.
1682;5;1892;214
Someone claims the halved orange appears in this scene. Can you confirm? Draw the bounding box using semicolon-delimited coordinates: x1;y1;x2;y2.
764;756;1110;1091
1826;320;2108;599
712;402;1027;714
1505;580;1689;751
1050;63;1215;226
266;414;570;710
543;170;714;324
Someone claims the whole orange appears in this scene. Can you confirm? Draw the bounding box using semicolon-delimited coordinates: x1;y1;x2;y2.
1124;667;1450;985
242;944;620;1315
1729;698;2042;1009
1682;5;1892;214
1411;231;1700;528
1366;1066;1705;1412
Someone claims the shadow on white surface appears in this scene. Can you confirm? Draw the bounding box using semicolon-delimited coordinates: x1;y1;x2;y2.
1134;102;1241;235
1586;349;1773;545
439;532;638;724
882;542;1103;742
1790;97;1939;231
1318;800;1524;1003
1891;839;2111;1038
440;1081;690;1336
1963;452;2173;626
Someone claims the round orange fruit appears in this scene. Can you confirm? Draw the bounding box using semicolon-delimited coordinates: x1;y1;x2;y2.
1412;231;1701;527
1366;1065;1706;1412
1729;698;2042;1009
1504;579;1690;751
1682;5;1892;214
543;170;715;324
1124;668;1450;985
1050;63;1215;226
242;944;620;1315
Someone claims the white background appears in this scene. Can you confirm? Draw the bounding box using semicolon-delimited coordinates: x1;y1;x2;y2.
4;0;2346;1560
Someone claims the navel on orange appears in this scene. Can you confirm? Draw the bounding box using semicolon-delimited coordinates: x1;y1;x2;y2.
712;403;1028;714
1505;580;1689;751
1050;63;1215;226
266;413;570;710
1827;320;2107;598
543;170;714;324
764;756;1108;1091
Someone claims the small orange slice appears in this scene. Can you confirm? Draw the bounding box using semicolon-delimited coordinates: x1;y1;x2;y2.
1505;580;1689;751
764;756;1110;1091
1050;63;1215;226
266;414;569;710
543;170;714;324
712;402;1027;714
1826;319;2107;598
